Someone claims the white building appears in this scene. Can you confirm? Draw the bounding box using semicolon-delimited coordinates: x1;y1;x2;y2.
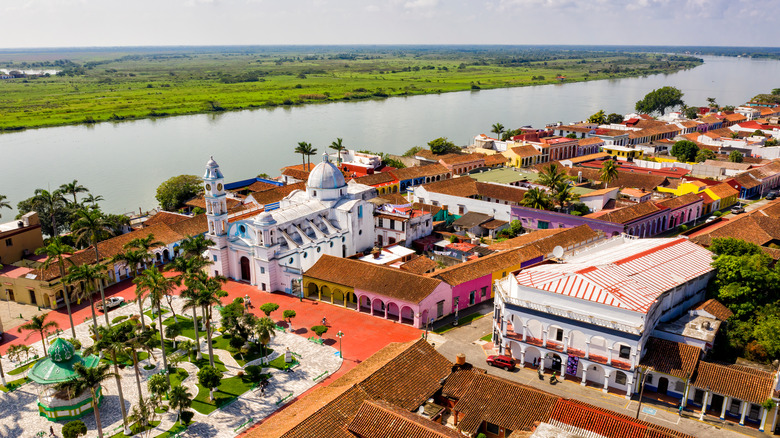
374;205;433;248
205;154;377;294
492;236;715;398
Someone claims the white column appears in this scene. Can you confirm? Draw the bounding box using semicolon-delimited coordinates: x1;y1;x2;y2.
699;390;710;420
542;329;548;348
603;372;610;393
519;347;526;369
625;375;634;400
585;341;590;359
760;407;768;432
522;325;527;342
581;368;588;386
771;405;778;434
719;396;729;420
563;334;569;353
502;319;507;337
739;401;747;426
681;381;690;408
607;345;613;365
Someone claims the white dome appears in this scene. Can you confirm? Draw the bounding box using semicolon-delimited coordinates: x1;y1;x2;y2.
204;156;224;179
307;153;345;190
255;211;276;226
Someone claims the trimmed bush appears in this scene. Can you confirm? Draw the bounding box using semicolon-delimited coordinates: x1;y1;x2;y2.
181;410;194;425
112;315;129;324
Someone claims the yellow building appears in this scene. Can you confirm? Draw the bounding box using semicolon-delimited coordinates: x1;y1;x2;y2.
602;145;644;161
656;180;709;197
656;180;739;214
704;183;739;211
0;212;44;265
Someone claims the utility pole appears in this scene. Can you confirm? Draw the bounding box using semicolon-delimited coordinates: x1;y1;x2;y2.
635;368;650;419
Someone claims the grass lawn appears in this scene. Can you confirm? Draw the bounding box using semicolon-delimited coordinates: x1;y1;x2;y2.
162;315;204;341
209;334;266;366
268;354;298;371
169;367;189;388
0;376;29;392
480;333;493;342
8;361;35;376
155;421;188;438
433;312;488;334
191;375;255;415
192;355;228;373
144;309;170;321
108;420;160;438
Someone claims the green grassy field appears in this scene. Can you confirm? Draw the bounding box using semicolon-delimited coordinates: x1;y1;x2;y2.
0;47;702;131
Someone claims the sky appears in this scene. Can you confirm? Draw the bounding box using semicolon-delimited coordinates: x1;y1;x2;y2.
0;0;779;49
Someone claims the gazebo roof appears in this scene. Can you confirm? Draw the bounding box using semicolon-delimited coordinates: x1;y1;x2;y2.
28;339;100;384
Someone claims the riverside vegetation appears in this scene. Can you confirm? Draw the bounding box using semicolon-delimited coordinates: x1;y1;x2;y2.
0;46;702;131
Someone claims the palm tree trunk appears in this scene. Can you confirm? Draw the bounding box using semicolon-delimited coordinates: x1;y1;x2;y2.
92;387;104;438
0;357;6;386
93;243;110;326
111;351;131;435
192;306;202;360
39;330;48;357
132;350;144;404
157;308;171;386
89;288;99;337
137;294;146;330
205;308;215;368
58;262;77;339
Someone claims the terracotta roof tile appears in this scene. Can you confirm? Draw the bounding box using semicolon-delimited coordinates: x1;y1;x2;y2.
352;172;398;186
347;399;462;438
550;399;695;438
305;255;444;304
510;145;542;158
441;367;486;399
484;154;508;167
639;337;700;380
453;373;559;434
654;193;702;210
706;183;739;199
245;181;280;193
487;229;563;251
691;299;733;321
250;182;307;205
586;201;663;225
430;246;542;285
390;164;450;181
143;211;191;227
566;167;668;191
692;361;776;404
439;153;485;166
421;176;479;197
475;182;527;203
399;256;437;275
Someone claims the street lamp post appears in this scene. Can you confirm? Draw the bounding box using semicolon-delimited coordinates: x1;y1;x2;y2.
337;331;344;359
635;368;650;419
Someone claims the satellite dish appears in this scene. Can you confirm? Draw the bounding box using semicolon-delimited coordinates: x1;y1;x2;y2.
552;246;564;259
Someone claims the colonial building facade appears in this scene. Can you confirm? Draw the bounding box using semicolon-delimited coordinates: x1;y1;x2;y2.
204;155;377;294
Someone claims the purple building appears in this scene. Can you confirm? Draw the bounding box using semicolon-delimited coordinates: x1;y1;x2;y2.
510;206;624;237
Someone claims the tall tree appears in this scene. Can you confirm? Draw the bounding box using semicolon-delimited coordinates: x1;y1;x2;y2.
670;140;699;163
155;175;202;211
179;234;215;258
191;272;227;367
82;193;104;207
168;255;210;359
71;208;114;326
134;265;176;385
53;362;118;438
552;182;578;211
295;141;317;169
86;324;131;435
606;113;623;124
125;326;153;407
33;188;67;236
168;385;193;423
59;180;89;205
17;314;59;357
36;237;77;338
635;86;685;116
329;138;346;165
587;110;606;124
0;195;10;218
729;150;744;163
491;122;505;140
599;160;620;189
520;188;551;210
538;164;568;190
254;317;276;365
65;263;107;336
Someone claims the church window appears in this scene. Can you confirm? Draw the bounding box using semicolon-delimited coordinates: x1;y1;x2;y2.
213;255;217;262
303;252;308;258
289;257;294;264
359;230;363;235
358;205;363;218
378;218;384;228
313;190;317;197
330;241;334;248
317;247;321;253
239;225;246;234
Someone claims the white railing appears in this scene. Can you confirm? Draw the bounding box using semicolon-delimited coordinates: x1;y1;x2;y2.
496;288;643;335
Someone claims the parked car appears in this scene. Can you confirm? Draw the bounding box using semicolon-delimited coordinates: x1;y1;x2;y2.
766;191;778;200
486;355;516;371
705;216;718;223
731;204;745;214
97;296;125;311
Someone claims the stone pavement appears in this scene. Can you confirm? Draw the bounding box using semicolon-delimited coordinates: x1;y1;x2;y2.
434;312;761;438
0;293;343;438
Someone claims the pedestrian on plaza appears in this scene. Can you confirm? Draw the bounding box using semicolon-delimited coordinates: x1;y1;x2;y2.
678;403;684;416
50;426;55;437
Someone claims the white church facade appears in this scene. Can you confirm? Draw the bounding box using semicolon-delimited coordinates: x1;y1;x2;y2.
204;155;377;294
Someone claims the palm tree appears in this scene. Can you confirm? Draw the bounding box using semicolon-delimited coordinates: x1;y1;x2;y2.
599;160;620;189
588;110;607;124
59;180;89;205
168;256;209;358
255;317;276;365
65;263;107;335
33;189;66;236
134;265;176;385
17;314;59;357
179;234;214;259
296;141;317;170
0;195;10;218
71;208;115;325
53;362;118;438
553;181;578;212
82;193;104;207
36;237;77;338
491;122;505;140
538;164;568;190
191;272;227;367
329;138;346;165
521;187;551;210
125;327;153;406
86;324;131;435
126;234;164;256
168;385;193;423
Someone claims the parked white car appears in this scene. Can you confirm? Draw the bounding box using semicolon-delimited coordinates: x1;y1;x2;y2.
97;296;125;312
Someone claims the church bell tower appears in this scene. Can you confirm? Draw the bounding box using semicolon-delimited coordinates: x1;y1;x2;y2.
204;156;230;277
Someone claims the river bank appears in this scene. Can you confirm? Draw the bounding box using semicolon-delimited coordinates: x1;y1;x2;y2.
0;48;700;132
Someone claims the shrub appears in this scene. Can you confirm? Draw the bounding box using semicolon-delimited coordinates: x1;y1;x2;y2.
311;325;328;338
260;302;279;318
68;338;82;350
712;211;723;217
245;365;264;382
62;420;87;438
678;224;689;232
229;335;246;350
112;315;129;324
181;410;194;425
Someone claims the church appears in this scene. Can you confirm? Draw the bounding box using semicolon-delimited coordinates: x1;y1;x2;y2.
204;154;377;295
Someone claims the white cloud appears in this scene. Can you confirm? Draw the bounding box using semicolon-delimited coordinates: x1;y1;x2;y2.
404;0;438;10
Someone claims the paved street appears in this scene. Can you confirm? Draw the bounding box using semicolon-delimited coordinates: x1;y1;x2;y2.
434;309;768;438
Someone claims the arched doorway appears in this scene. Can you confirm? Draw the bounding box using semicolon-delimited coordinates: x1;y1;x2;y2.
163;249;170;262
346;291;357;310
400;306;414;325
386;302;399;321
307;282;319;299
549;353;563;373
359;296;371;313
320;285;332;303
240;256;251;282
372;298;385;317
657;377;669;395
332;289;344;306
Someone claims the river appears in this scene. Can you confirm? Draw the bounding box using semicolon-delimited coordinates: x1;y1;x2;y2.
2;55;779;218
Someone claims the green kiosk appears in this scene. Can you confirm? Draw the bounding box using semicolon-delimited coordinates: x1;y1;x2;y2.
28;338;102;421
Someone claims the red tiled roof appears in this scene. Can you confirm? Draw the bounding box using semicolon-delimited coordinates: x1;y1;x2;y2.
692;361;776;404
691;299;733;321
639;337;700;380
347;399;462;438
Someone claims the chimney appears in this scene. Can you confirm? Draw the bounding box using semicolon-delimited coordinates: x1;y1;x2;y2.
455;353;466;366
